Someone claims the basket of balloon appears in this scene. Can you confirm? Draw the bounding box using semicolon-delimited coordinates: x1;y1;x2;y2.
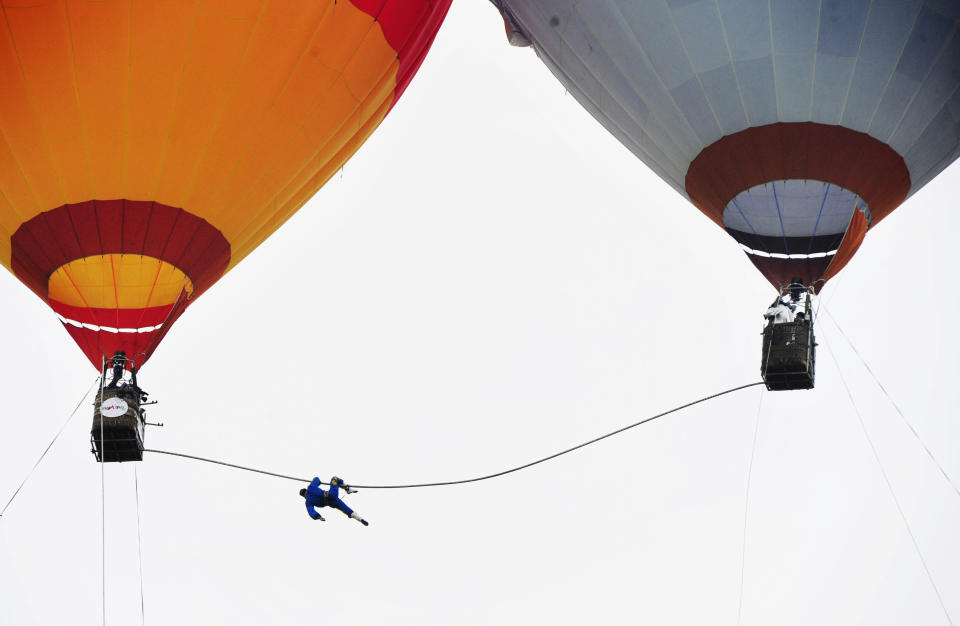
91;387;145;462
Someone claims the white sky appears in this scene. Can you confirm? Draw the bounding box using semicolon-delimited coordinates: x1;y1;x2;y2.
2;2;959;625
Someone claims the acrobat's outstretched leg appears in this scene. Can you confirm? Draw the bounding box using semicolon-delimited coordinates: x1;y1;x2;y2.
333;499;369;526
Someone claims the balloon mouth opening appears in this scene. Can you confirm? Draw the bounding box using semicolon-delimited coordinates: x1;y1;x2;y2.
739;246;838;260
56;315;165;335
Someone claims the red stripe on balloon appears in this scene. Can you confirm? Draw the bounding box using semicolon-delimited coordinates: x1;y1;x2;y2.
348;0;452;102
59;289;190;369
685;123;910;228
685;123;910;290
10;200;230;302
745;256;835;294
50;300;174;328
62;324;160;369
10;200;228;368
821;209;869;285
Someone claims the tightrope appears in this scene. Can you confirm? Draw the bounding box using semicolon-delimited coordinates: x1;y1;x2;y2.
145;381;765;489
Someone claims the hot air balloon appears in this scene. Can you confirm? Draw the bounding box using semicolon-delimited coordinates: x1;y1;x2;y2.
0;0;451;458
492;0;959;388
492;0;958;291
0;0;450;367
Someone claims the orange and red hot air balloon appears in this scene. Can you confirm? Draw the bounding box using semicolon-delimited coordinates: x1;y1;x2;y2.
0;0;451;369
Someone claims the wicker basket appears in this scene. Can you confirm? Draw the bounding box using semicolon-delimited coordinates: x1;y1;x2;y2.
91;386;145;462
761;321;816;391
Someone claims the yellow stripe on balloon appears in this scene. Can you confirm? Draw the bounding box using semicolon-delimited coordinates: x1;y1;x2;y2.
48;255;193;310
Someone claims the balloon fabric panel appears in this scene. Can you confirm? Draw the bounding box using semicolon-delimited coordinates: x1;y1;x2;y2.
0;0;452;368
493;0;959;291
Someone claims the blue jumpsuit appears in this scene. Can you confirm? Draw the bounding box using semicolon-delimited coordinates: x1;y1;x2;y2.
304;477;355;520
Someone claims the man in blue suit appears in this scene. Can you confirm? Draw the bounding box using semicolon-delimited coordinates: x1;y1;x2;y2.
300;476;369;526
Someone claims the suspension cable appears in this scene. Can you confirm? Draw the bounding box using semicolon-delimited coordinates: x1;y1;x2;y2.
821;327;954;626
99;363;106;626
0;375;100;519
737;388;764;626
145;381;765;488
821;305;960;500
134;466;145;626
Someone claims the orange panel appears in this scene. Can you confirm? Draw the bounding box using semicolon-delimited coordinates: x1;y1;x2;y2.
151;2;265;208
67;0;130;200
230;94;392;266
4;1;91;203
180;1;335;218
125;0;198;200
0;0;453;368
0;2;70;212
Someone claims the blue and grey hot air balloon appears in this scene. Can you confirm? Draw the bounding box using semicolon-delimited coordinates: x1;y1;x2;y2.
493;0;959;291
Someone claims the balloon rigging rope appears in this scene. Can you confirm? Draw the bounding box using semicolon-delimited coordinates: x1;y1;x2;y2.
821;305;960;500
736;388;764;626
822;326;954;626
99;367;106;626
0;375;101;518
144;381;765;489
134;466;146;626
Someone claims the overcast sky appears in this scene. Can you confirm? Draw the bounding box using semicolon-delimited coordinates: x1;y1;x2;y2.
2;2;959;625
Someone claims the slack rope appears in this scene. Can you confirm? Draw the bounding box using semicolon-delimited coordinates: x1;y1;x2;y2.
822;327;954;626
0;375;101;519
737;388;764;626
134;466;146;626
822;305;960;500
99;363;106;626
145;381;765;489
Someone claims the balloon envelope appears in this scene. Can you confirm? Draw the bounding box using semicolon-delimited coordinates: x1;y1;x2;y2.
0;0;451;368
494;0;960;291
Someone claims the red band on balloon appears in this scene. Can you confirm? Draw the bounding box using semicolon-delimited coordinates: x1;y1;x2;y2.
11;200;228;368
10;200;230;303
60;289;191;369
348;0;452;102
685;122;910;229
821;208;869;285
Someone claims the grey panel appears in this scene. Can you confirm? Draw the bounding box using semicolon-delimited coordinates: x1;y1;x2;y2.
593;54;692;171
889;31;960;154
700;63;749;133
574;2;706;158
903;90;960;192
722;181;863;238
841;61;893;131
535;37;689;190
896;6;954;81
869;71;921;140
925;0;960;21
812;54;856;124
555;13;606;88
818;0;870;57
520;3;696;186
519;0;704;169
499;0;959;202
515;1;569;63
670;76;723;144
716;0;771;61
616;1;695;89
620;55;705;158
736;56;779;124
671;0;729;74
775;54;815;121
771;0;818;54
858;0;921;67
